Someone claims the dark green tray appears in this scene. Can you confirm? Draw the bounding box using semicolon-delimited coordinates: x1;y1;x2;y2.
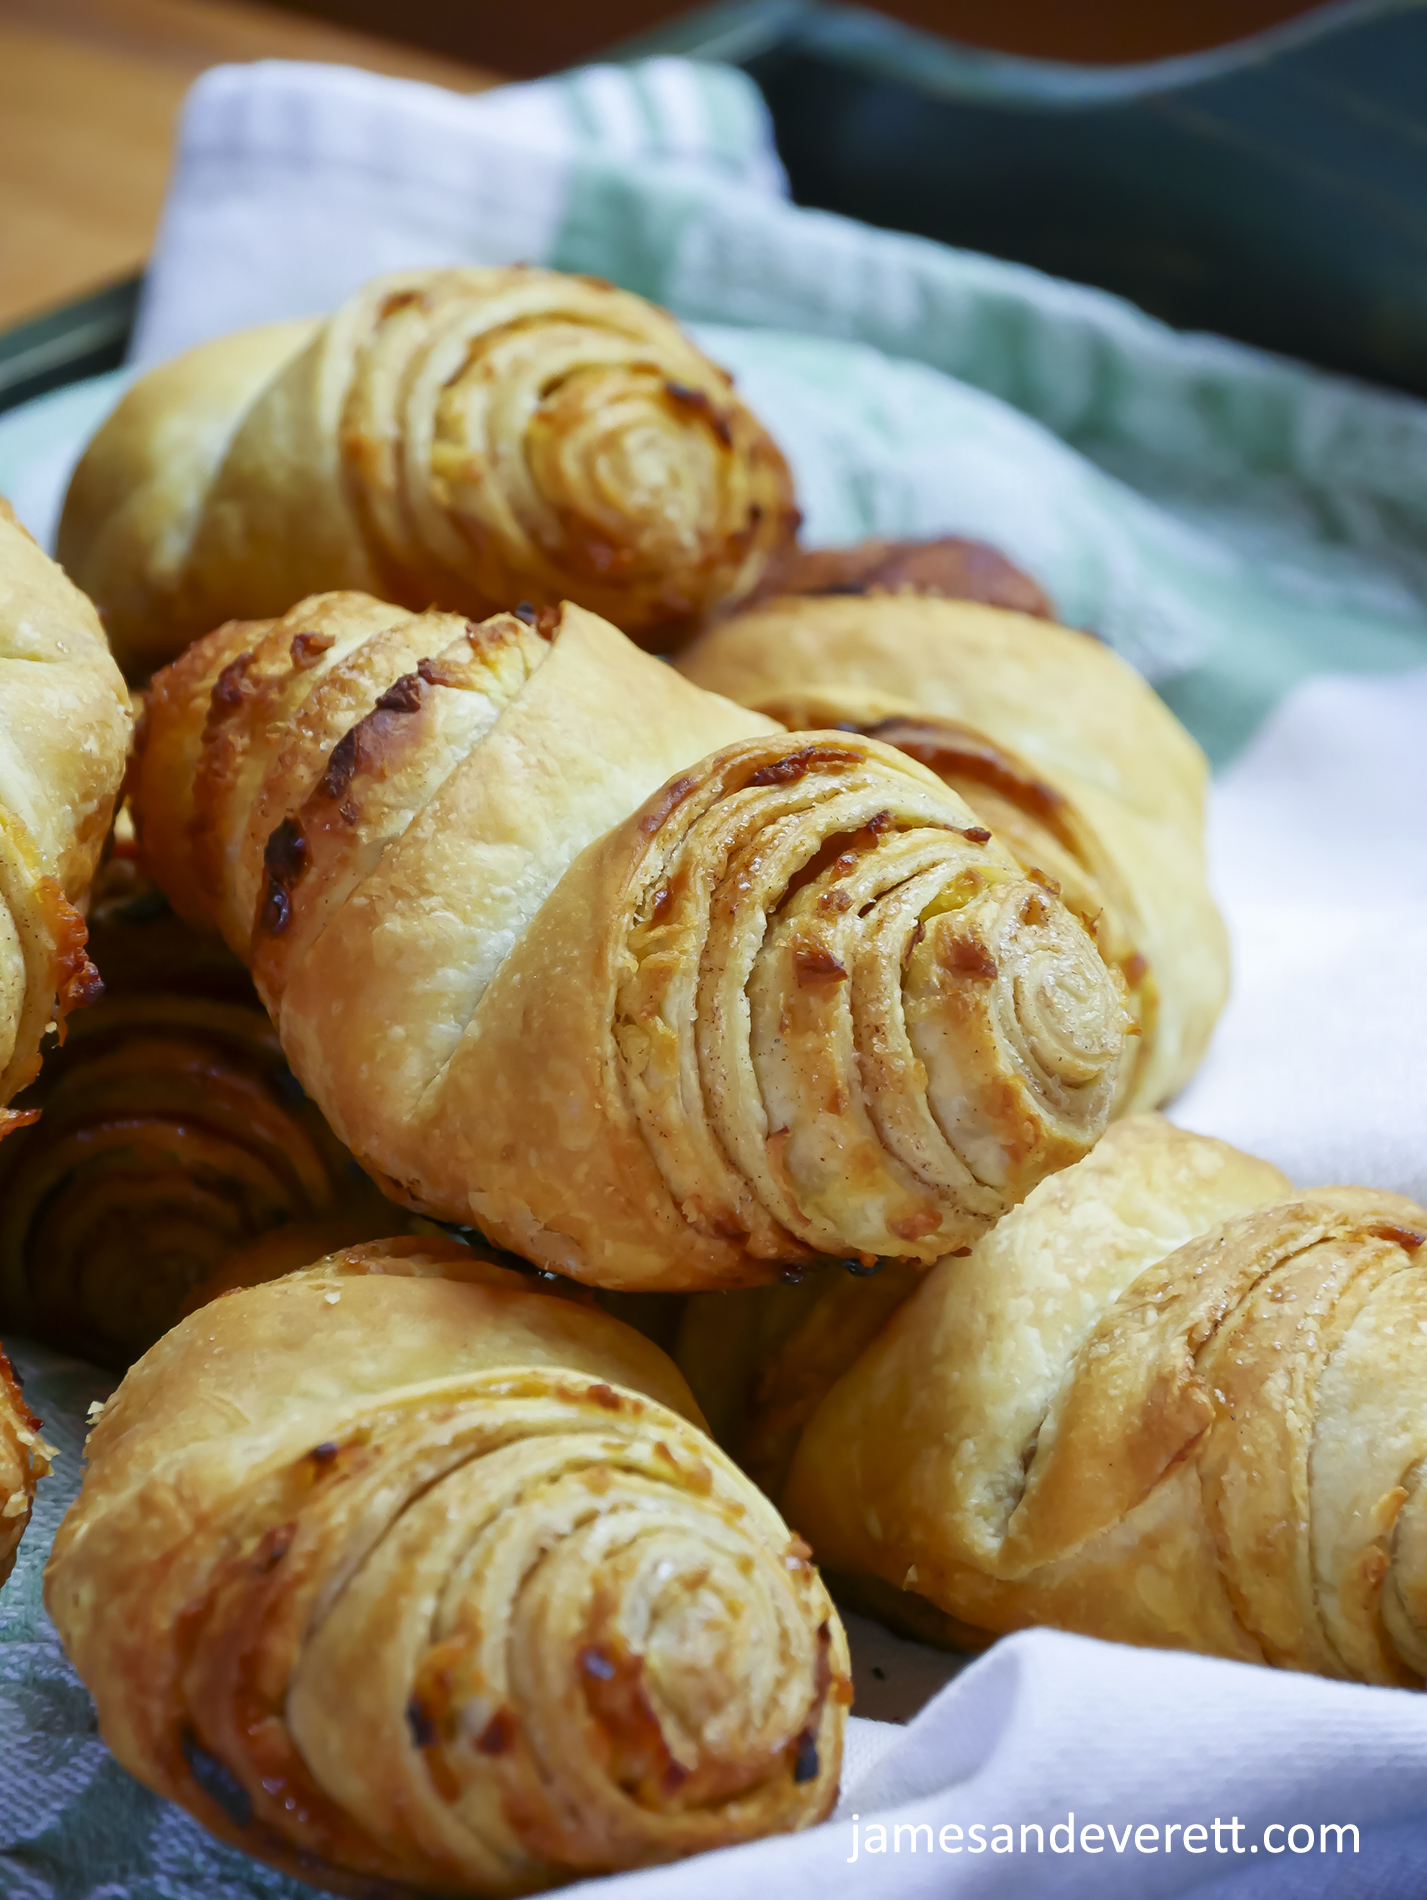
0;277;140;416
6;0;1427;414
727;0;1427;397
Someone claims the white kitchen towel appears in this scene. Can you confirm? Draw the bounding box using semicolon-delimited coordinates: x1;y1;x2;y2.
1173;664;1427;1203
129;56;788;364
1;48;1426;1900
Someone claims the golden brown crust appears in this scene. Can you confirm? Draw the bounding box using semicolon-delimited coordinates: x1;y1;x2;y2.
45;1242;850;1892
781;704;1160;1110
782;1116;1427;1683
750;536;1053;619
59;271;798;678
676;594;1228;1110
678;594;1202;827
0;1342;51;1587
428;729;1128;1285
56;322;321;683
0;496;131;1128
133;599;1130;1286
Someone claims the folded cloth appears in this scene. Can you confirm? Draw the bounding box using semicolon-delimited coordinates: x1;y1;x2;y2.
1;51;1426;1900
124;56;1427;737
125;56;792;361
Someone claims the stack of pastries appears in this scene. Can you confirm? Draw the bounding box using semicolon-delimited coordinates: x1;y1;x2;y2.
0;261;1408;1893
0;840;414;1365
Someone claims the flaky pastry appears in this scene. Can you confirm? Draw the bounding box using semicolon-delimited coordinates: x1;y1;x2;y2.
0;1344;51;1587
59;267;797;677
678;593;1228;1111
0;497;130;1135
131;594;1132;1287
0;861;399;1365
46;1237;849;1892
782;1116;1427;1683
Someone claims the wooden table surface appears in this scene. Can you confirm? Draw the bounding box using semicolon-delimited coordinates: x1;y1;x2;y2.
0;0;500;331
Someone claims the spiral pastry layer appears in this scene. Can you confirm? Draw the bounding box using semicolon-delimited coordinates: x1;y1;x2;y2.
677;592;1228;1111
783;1115;1427;1684
475;730;1129;1279
0;498;130;1130
777;703;1156;1111
46;1240;849;1893
0;864;400;1365
59;268;798;679
132;594;1128;1288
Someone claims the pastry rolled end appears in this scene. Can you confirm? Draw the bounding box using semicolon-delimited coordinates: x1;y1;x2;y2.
617;732;1131;1267
896;850;1129;1198
781;1118;1427;1686
46;1251;848;1891
675;590;1229;1117
283;1376;847;1885
60;271;797;671
346;1381;847;1875
350;270;800;651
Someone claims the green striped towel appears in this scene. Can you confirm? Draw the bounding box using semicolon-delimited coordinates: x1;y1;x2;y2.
0;52;1425;1900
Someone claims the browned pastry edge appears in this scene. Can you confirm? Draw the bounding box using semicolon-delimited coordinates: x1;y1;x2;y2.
46;1243;851;1892
780;1119;1427;1684
131;596;1129;1289
747;536;1053;620
0;1341;49;1586
1;496;129;1126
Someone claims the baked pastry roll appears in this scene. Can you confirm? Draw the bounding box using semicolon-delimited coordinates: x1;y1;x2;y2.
753;535;1053;619
781;1115;1427;1683
0;498;130;1134
131;593;1131;1287
677;593;1228;1112
0;860;399;1366
58;267;798;679
0;1343;50;1587
46;1237;850;1892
